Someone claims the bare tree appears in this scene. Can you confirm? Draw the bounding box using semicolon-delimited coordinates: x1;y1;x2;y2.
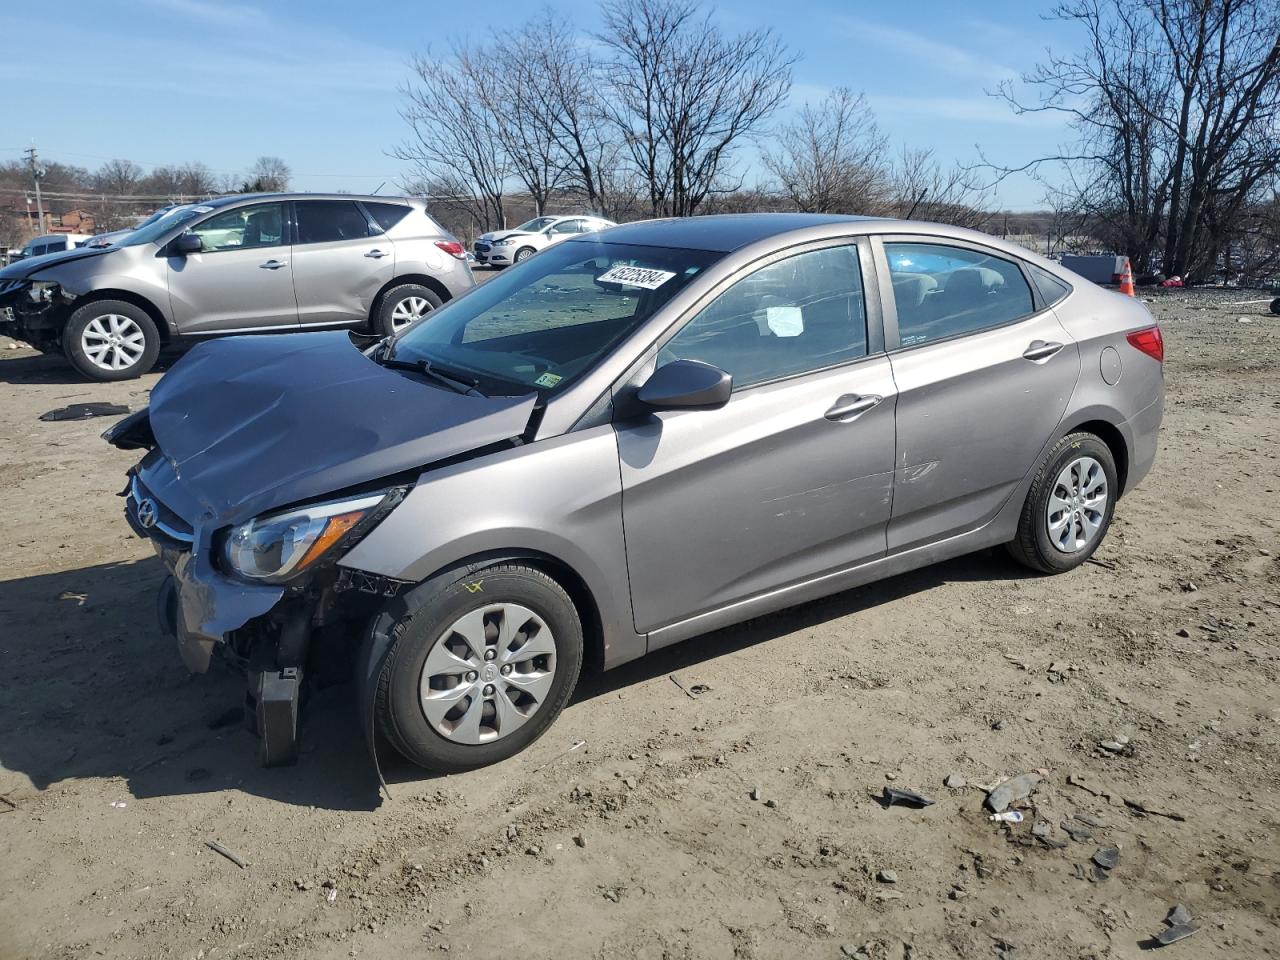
144;162;219;199
92;159;145;230
763;88;889;214
396;52;510;231
994;0;1280;280
241;156;291;193
597;0;795;217
889;147;992;228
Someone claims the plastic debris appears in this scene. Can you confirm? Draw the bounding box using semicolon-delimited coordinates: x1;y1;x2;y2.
985;772;1042;812
988;810;1024;823
205;840;247;869
882;786;935;808
39;402;130;422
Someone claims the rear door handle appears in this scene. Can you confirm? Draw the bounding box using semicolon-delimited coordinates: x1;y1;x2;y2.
364;249;388;259
1023;340;1064;363
260;259;288;270
825;394;883;422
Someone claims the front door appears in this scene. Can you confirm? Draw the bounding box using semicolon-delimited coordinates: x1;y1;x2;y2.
879;238;1080;551
166;201;298;334
615;242;897;634
289;199;393;326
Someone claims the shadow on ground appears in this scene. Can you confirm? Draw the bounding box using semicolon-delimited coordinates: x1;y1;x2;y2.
0;547;1034;812
0;348;177;386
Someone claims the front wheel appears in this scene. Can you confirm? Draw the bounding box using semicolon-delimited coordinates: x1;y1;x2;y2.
62;300;160;381
513;246;536;263
375;564;584;773
1007;432;1118;574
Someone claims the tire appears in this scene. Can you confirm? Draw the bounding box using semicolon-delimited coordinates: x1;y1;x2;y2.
1270;297;1279;316
514;246;536;264
375;563;584;773
375;283;443;337
62;300;160;381
1007;432;1118;574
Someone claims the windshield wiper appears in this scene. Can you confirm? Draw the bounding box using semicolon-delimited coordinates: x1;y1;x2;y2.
379;357;484;397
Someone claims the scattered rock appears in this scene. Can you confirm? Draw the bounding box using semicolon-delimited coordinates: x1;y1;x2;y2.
572;834;585;848
765;798;778;809
944;774;967;789
1176;628;1191;638
877;869;898;884
1155;922;1199;946
1060;820;1093;842
985;773;1042;813
1167;904;1192;926
1092;845;1120;870
882;787;935;809
750;786;762;801
524;845;540;856
1031;821;1052;838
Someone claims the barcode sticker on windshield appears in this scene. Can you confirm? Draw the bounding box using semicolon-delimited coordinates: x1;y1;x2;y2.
596;265;677;289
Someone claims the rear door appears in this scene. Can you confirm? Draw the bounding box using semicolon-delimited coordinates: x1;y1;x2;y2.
289;199;393;326
166;201;298;334
615;240;896;634
876;236;1080;552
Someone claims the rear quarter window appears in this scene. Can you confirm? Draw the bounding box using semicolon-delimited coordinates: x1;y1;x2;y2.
362;202;413;232
1029;264;1073;306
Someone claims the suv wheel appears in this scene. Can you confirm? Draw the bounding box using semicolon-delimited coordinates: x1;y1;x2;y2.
375;564;584;773
376;283;442;337
1007;432;1118;574
63;300;161;381
514;247;536;263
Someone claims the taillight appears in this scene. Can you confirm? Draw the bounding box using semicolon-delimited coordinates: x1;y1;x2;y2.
1126;325;1163;363
434;240;466;259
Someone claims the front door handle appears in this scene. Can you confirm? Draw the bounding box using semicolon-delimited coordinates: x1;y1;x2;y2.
825;394;883;422
364;249;388;259
1023;340;1064;363
260;259;288;270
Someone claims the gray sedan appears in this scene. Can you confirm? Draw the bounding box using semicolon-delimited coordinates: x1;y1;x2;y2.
109;213;1163;772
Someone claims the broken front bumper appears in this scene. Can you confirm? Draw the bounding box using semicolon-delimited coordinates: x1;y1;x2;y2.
125;468;284;672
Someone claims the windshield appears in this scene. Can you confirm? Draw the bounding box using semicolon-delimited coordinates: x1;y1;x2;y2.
117;206;207;247
390;239;723;396
514;217;557;233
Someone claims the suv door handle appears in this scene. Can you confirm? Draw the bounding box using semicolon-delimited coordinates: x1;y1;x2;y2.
260;259;288;270
825;394;883;422
1022;340;1064;362
364;249;388;259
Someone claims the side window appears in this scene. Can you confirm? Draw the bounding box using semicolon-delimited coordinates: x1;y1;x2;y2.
662;245;868;389
548;219;583;235
189;203;285;253
1029;264;1072;306
295;200;374;244
363;201;412;232
885;242;1035;348
49;239;67;252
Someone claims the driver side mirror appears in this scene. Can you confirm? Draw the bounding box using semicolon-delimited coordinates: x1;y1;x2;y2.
172;233;203;256
636;359;732;411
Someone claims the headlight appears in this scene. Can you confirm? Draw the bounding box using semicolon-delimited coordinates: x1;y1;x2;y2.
222;490;400;583
28;281;58;303
493;238;512;247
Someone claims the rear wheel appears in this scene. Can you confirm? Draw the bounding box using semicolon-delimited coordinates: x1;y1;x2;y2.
375;283;442;337
375;564;584;773
62;300;160;381
1007;432;1117;574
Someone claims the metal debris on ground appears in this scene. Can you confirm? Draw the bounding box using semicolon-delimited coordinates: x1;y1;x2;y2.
1151;904;1199;946
881;786;935;809
39;402;130;422
206;840;248;869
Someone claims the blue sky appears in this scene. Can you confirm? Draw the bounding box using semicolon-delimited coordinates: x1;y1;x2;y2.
0;0;1074;208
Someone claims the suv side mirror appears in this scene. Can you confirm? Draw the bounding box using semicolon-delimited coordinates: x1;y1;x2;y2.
636;359;732;410
172;233;203;255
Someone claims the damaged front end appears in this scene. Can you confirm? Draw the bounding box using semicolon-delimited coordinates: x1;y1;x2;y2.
104;331;538;768
0;277;75;349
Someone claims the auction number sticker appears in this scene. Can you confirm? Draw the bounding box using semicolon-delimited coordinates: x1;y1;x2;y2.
597;264;677;289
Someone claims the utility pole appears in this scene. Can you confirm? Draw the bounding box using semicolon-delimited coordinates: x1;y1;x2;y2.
23;145;47;235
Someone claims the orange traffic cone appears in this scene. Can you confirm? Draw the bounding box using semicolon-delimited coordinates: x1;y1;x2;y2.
1118;258;1136;297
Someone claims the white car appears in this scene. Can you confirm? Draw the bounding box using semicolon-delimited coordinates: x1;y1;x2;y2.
8;233;93;263
472;215;616;267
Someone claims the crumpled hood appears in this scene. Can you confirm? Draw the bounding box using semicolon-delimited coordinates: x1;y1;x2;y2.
479;230;533;244
0;244;116;280
147;332;537;525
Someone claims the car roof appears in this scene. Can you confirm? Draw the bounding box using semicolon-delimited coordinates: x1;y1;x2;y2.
593;213;883;252
201;192;416;209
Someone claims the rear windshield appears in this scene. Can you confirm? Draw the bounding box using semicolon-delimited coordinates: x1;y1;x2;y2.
390;239;723;396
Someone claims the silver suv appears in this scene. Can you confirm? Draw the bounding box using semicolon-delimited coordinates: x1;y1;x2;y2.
0;193;474;380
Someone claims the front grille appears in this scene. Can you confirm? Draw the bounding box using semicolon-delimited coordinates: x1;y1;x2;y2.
126;474;194;547
473;241;491;253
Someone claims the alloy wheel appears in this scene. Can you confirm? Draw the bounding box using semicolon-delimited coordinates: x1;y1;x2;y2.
81;314;147;372
418;603;557;744
390;296;432;331
1046;455;1108;552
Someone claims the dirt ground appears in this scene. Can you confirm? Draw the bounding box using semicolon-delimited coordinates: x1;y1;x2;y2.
0;288;1277;960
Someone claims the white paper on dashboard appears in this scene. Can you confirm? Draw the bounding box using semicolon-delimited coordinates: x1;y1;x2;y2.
766;306;804;337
